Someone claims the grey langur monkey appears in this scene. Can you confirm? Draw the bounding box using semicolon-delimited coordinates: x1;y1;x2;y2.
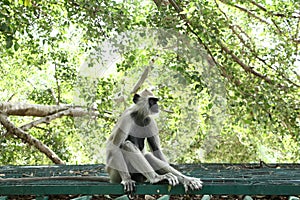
106;89;203;193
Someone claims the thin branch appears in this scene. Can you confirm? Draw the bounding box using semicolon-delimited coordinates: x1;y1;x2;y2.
131;66;151;94
215;0;299;87
215;0;256;51
0;112;65;164
54;64;61;105
0;102;68;117
230;3;271;25
218;41;274;84
153;0;162;8
160;108;174;114
248;0;266;12
167;0;219;66
49;88;59;105
295;18;300;52
219;0;282;34
0;103;98;117
168;0;183;13
7;94;15;102
166;0;276;85
270;18;282;34
165;0;241;86
19;108;99;131
0;176;109;183
249;0;300;19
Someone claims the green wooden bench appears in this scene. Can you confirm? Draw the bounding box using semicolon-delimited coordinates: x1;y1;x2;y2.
0;163;300;199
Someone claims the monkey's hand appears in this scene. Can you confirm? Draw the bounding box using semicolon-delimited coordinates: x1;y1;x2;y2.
182;177;203;192
121;179;136;193
150;173;179;186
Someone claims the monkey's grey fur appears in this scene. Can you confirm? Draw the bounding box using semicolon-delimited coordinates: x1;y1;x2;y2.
106;89;203;193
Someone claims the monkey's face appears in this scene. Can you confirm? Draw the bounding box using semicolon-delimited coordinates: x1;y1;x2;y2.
148;97;159;114
133;92;159;116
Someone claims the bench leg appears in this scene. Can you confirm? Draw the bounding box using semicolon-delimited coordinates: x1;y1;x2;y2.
157;195;170;200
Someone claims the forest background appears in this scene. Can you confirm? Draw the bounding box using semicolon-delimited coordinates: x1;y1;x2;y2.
0;0;299;165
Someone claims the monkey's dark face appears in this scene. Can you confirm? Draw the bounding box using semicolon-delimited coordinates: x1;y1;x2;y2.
148;97;159;113
133;94;159;115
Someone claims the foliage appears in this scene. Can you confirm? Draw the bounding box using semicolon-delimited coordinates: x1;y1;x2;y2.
0;0;299;165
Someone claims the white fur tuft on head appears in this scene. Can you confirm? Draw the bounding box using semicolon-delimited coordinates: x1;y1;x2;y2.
139;89;154;98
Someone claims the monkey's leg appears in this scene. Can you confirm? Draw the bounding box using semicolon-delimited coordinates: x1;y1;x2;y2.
105;167;132;200
121;141;178;186
106;144;137;192
145;153;203;191
107;167;122;183
106;146;132;181
122;141;159;179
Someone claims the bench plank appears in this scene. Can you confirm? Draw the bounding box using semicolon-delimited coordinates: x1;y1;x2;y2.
0;164;299;195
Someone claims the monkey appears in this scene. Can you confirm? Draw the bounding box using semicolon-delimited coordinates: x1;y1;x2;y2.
105;89;203;193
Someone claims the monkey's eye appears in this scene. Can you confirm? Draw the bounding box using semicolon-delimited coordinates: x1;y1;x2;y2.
148;97;159;107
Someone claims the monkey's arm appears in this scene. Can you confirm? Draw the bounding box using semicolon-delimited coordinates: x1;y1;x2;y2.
147;134;168;162
147;135;185;177
108;114;130;146
147;135;189;182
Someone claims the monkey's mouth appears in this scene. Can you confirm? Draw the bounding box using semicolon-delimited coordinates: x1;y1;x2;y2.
152;106;159;113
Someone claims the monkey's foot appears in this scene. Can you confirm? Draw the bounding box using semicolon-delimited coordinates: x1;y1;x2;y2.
150;173;179;186
121;179;136;193
183;177;203;192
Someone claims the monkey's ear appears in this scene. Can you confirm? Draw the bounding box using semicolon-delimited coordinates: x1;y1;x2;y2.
133;94;140;104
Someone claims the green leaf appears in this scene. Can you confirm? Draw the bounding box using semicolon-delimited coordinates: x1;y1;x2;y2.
0;23;8;32
5;36;13;49
14;42;20;51
167;185;172;192
24;0;31;7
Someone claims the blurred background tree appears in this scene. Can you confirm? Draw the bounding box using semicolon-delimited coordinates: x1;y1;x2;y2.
0;0;299;165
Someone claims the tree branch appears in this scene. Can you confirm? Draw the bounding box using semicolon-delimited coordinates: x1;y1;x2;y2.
49;88;59;105
295;18;300;52
219;0;282;34
249;0;300;19
0;102;98;117
215;1;300;88
218;41;274;84
54;64;61;105
248;0;266;12
0;102;67;117
131;65;151;94
164;0;243;86
0;112;65;164
19;108;99;131
166;0;220;66
230;3;271;25
165;0;277;86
